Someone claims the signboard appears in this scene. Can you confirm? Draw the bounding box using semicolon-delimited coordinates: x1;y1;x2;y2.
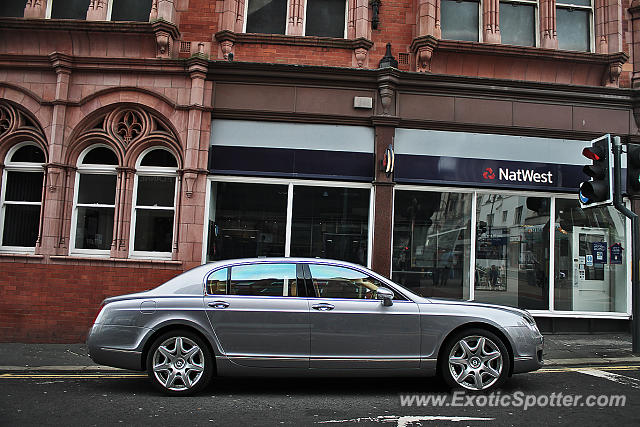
610;243;624;265
592;242;608;264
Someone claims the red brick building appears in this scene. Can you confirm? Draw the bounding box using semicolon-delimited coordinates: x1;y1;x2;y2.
1;0;640;342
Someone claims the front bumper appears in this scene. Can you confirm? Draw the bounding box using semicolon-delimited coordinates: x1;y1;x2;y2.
506;326;544;374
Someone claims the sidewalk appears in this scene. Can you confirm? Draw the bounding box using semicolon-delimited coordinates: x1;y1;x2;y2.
0;334;638;372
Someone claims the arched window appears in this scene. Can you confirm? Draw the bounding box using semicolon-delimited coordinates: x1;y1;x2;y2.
0;143;45;250
70;145;118;254
130;147;178;258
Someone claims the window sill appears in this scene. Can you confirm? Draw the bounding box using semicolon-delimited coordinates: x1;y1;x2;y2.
214;30;373;51
0;252;44;262
49;255;182;268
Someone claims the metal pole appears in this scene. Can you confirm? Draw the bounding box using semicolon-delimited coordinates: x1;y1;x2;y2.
612;136;640;354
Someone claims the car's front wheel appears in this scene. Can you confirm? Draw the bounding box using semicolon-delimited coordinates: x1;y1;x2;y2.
440;328;510;391
146;330;213;395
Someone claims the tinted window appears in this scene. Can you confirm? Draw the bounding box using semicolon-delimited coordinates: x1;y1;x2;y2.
5;171;43;202
245;0;287;35
111;0;152;22
206;268;229;295
499;2;535;47
77;174;117;205
441;0;479;42
51;0;90;19
305;0;346;38
228;263;298;297
0;0;28;18
10;145;45;163
557;7;590;52
309;264;391;300
82;147;118;165
140;149;178;167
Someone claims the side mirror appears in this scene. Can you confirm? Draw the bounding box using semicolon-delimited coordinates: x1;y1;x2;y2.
376;287;394;307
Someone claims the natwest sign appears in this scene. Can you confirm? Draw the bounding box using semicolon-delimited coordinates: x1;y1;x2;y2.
494;168;553;184
395;155;582;192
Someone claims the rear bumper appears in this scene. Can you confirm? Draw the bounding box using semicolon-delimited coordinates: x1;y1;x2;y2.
86;324;147;371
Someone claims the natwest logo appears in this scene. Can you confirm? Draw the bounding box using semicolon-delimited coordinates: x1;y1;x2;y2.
482;168;495;179
483;167;553;184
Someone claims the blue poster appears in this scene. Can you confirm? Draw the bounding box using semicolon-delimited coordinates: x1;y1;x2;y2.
592;242;607;264
610;243;623;265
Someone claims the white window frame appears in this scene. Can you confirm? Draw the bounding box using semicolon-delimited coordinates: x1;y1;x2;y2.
202;175;373;268
69;144;118;257
243;0;349;39
129;147;178;260
0;142;45;253
499;0;539;47
391;184;632;319
556;0;594;53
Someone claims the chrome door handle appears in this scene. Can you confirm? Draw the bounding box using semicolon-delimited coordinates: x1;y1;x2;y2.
312;303;335;311
208;301;230;309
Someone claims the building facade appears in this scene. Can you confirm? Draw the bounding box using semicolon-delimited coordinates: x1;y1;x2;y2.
1;0;640;342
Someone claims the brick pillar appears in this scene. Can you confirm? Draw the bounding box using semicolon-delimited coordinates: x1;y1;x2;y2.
540;0;558;49
23;0;47;18
483;0;500;43
416;0;441;38
37;53;72;256
630;1;640;88
605;0;623;53
177;57;210;268
86;0;108;21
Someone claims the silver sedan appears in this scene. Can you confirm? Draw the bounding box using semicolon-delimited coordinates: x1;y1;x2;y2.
87;258;544;395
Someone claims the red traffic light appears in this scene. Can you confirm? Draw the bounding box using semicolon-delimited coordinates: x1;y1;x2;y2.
582;147;601;161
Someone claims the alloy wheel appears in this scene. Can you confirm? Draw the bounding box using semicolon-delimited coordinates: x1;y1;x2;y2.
448;335;503;391
152;336;205;392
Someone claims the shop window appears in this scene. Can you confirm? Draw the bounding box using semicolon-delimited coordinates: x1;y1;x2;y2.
0;0;28;17
554;199;627;312
50;0;90;19
110;0;152;22
71;145;118;253
131;148;178;257
290;186;369;266
0;143;45;249
556;0;592;52
499;0;536;47
206;180;371;266
474;194;550;310
245;0;347;38
207;182;288;262
392;190;472;300
441;0;480;42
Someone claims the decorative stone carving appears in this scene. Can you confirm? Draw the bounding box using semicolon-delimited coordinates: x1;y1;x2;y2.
86;0;107;21
221;40;234;60
156;31;171;58
540;0;558;49
603;61;623;87
0;100;45;144
410;35;438;73
354;48;368;68
24;0;46;19
483;0;500;44
73;106;177;153
379;85;394;116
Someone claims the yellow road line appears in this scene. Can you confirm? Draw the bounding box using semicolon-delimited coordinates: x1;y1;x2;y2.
536;365;640;373
0;373;147;379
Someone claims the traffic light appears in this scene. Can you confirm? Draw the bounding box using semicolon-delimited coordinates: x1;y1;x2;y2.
579;135;613;208
627;143;640;196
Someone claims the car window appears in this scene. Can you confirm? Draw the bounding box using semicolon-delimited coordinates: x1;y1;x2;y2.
308;264;398;300
223;263;299;297
206;267;228;295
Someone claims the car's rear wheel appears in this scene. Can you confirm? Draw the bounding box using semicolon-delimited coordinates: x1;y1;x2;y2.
146;330;213;396
439;328;510;391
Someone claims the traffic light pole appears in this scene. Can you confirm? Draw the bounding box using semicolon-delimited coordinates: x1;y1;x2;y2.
612;136;640;354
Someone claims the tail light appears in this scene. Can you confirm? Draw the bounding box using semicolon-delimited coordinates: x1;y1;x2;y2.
92;301;106;325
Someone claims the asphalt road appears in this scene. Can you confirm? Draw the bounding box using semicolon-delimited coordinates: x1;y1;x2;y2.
1;364;639;426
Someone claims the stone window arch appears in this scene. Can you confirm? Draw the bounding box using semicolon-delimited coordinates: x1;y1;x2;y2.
66;104;182;259
0;100;48;252
70;144;119;255
130;146;179;259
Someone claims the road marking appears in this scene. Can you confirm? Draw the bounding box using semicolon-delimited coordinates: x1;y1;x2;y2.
536;365;640;373
0;373;147;379
317;416;494;425
576;369;640;390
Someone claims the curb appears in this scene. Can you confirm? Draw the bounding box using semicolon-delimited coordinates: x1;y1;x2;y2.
543;356;640;366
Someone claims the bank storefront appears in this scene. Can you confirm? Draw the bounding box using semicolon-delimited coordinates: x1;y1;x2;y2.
205;120;631;327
